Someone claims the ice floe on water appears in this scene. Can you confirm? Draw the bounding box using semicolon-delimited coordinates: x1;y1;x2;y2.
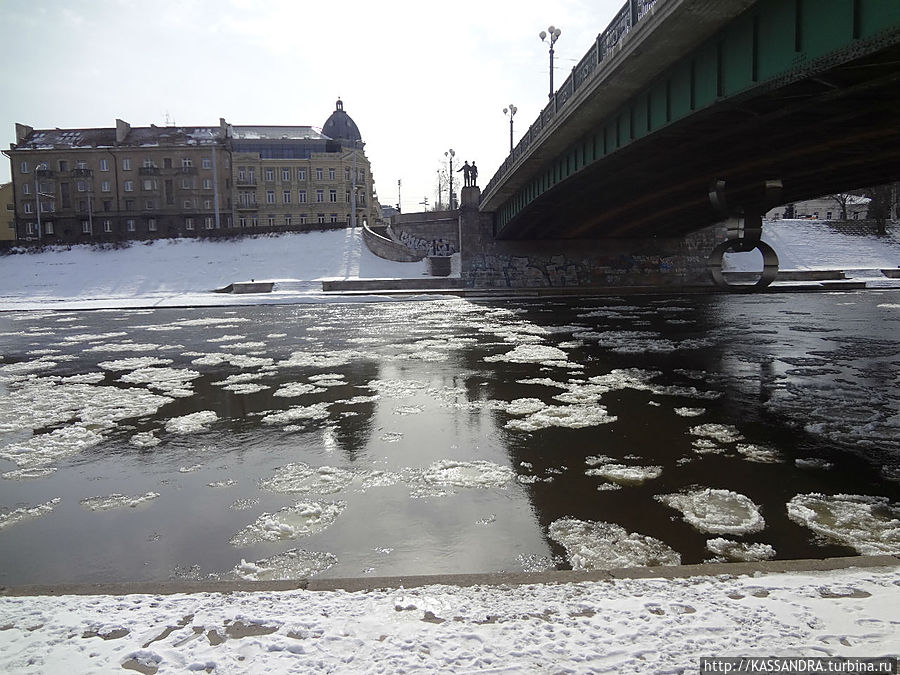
0;498;60;530
119;366;200;397
0;424;105;471
585;460;663;485
98;357;173;371
656;489;765;535
705;537;776;563
504;404;616;431
261;402;330;426
689;423;743;444
79;492;160;511
786;493;900;555
229;500;346;546
503;398;547;416
675;407;706;417
231;548;338;581
130;431;160;448
484;345;573;368
548;518;681;569
419;459;515;491
164;411;218;434
259;463;357;495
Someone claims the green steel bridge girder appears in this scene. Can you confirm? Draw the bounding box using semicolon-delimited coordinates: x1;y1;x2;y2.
489;0;900;240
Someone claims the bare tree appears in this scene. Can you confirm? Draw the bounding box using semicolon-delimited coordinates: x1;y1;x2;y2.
829;193;852;220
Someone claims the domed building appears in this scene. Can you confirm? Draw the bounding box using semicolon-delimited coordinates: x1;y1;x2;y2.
321;99;362;146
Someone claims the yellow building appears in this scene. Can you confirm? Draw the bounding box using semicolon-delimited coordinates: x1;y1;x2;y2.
0;182;15;242
227;100;380;231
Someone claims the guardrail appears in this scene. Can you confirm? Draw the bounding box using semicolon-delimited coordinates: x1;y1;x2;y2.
482;0;661;201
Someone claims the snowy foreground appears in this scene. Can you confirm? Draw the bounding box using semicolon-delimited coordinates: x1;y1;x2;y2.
1;565;898;673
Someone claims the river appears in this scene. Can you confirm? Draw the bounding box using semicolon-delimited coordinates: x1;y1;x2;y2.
1;291;898;585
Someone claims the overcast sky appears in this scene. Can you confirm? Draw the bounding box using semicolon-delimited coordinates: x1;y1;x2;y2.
1;0;625;213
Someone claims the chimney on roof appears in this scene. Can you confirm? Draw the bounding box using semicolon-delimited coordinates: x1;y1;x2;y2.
115;119;131;144
220;118;231;139
15;123;33;145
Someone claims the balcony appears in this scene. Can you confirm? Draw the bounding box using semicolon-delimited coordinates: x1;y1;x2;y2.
35;169;55;178
139;167;160;176
178;167;198;175
73;168;93;177
237;202;258;211
236;178;257;186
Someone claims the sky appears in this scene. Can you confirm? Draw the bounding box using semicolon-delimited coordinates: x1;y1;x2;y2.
0;0;625;214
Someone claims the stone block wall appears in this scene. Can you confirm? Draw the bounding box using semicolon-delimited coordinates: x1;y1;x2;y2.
459;187;719;289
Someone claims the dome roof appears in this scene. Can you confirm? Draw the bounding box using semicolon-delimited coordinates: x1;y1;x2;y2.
322;99;362;144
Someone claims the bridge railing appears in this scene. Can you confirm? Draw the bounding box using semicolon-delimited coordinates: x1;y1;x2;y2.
482;0;661;201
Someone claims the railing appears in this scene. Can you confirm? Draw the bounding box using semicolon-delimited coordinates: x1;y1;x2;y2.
482;0;661;200
138;167;159;176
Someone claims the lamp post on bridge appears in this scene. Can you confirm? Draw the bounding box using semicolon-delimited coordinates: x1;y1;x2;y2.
503;105;517;153
539;25;562;100
445;148;456;210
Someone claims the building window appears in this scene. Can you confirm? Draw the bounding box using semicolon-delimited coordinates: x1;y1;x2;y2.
316;190;324;203
202;178;212;190
125;199;135;210
266;191;275;204
126;219;135;232
103;200;112;211
283;191;291;204
58;160;69;172
300;214;307;224
124;180;134;192
122;158;132;170
101;181;111;193
267;216;275;227
285;214;292;227
205;217;214;230
77;181;86;192
148;219;157;232
181;178;193;189
329;168;335;181
251;216;259;227
23;183;30;195
330;213;338;223
282;168;291;181
24;202;33;214
345;190;351;203
81;221;90;234
265;168;275;182
329;189;337;203
298;168;306;181
185;199;195;209
42;201;55;213
345;167;350;180
103;220;112;233
298;190;307;203
317;214;325;224
316;168;323;181
202;158;212;169
146;199;157;210
238;168;246;182
186;217;194;230
100;159;109;172
45;222;54;234
182;158;193;168
20;161;29;174
142;179;156;191
239;216;247;228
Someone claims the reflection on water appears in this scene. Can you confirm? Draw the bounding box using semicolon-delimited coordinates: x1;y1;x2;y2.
0;292;899;584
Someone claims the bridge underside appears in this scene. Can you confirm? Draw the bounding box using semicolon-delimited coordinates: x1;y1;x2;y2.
497;42;900;240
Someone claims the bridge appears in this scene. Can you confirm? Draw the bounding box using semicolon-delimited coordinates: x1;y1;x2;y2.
479;0;900;242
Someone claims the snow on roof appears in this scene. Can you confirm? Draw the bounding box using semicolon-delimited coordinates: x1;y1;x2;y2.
231;126;329;141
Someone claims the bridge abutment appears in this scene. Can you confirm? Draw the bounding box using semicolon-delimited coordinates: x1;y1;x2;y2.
460;187;718;290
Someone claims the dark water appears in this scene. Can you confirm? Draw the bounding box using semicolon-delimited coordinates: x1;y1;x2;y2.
0;291;898;585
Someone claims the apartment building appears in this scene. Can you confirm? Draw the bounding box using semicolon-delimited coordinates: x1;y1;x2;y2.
4;100;380;243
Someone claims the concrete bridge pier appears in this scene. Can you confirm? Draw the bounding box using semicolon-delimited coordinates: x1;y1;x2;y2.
460;186;720;291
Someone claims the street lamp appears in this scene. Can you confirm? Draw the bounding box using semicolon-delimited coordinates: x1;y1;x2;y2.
539;25;562;100
444;149;456;209
503;105;517;153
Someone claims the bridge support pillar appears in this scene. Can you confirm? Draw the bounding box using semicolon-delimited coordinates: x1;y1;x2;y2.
707;180;782;291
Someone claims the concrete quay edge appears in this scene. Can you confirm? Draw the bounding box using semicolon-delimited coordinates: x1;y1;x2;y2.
2;555;897;598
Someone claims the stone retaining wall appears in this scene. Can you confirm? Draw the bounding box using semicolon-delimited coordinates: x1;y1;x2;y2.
361;223;425;263
459;187;718;289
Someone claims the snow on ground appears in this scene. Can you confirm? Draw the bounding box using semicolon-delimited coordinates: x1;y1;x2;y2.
0;227;428;311
1;565;898;673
